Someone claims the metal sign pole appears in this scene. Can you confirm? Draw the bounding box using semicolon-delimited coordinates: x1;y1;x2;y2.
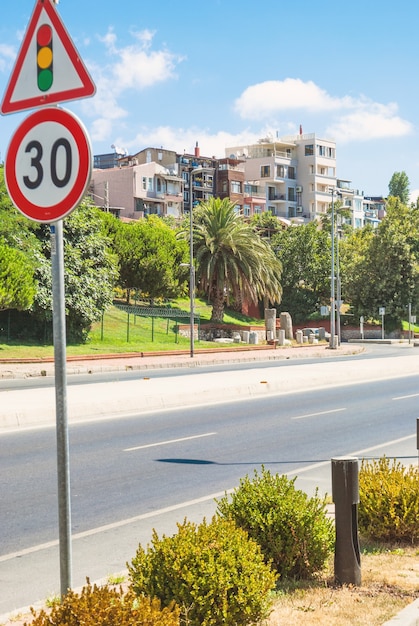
50;221;72;596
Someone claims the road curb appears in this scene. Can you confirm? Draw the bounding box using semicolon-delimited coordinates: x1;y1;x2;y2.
382;598;419;625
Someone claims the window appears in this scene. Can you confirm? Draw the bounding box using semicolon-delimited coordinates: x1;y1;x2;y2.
305;145;314;156
243;204;250;217
142;177;147;190
254;205;262;214
222;180;228;193
231;180;242;193
148;178;153;191
317;144;326;156
288;166;296;180
245;183;258;194
156;178;162;192
261;165;270;178
276;164;285;178
288;188;295;201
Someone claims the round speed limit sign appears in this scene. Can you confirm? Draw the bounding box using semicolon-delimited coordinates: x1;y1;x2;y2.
5;107;92;223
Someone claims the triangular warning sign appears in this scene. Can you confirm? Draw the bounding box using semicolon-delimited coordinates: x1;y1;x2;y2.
1;0;96;115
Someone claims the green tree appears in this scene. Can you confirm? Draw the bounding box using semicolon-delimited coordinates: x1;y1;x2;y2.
0;244;36;311
341;198;419;328
0;165;41;257
0;165;119;342
250;211;283;240
27;202;119;342
388;171;410;205
192;197;282;323
271;222;330;323
339;225;375;322
320;198;352;234
116;215;189;303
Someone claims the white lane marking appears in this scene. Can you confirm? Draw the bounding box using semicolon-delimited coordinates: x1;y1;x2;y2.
393;393;419;400
1;433;416;563
292;408;346;420
0;490;231;563
285;434;417;476
124;432;217;452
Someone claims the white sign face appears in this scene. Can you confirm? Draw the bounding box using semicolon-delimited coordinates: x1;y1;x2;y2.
379;307;385;316
5;107;92;222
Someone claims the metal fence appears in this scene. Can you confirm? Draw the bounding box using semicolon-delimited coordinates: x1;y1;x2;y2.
113;304;200;343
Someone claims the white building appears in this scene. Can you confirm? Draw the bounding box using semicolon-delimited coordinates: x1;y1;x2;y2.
227;132;344;223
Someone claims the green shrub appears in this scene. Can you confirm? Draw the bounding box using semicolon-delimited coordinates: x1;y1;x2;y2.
25;580;180;626
359;457;419;543
128;516;277;626
216;466;334;579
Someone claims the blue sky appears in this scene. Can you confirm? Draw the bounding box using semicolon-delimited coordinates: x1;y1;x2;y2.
1;0;419;200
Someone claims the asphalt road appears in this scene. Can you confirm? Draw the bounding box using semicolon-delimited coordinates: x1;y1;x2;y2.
0;345;418;616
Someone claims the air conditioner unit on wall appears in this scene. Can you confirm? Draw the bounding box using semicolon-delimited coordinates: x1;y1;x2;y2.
296;206;303;213
296;186;303;193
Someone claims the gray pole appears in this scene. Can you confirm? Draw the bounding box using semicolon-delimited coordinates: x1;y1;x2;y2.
336;214;341;346
408;302;412;344
329;189;336;349
189;168;195;358
50;221;72;596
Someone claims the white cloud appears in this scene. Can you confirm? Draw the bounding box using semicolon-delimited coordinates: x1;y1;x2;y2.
234;78;354;119
326;106;413;142
100;28;183;91
80;66;128;141
83;29;184;141
410;189;419;205
0;43;17;72
234;78;412;143
122;126;275;159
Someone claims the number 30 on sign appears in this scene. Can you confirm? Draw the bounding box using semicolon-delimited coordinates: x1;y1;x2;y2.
5;107;92;223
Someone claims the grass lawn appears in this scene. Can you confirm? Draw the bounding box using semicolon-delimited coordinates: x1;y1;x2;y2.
0;298;265;360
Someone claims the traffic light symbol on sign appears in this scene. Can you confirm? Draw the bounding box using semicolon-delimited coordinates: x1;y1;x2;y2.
37;24;53;92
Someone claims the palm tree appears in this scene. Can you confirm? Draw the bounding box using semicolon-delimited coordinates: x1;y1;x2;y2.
193;197;282;323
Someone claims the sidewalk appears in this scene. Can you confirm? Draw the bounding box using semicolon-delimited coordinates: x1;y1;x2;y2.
0;342;362;380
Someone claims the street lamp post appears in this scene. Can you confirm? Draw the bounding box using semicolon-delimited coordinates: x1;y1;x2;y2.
336;214;341;346
184;165;214;357
329;188;338;349
188;167;195;358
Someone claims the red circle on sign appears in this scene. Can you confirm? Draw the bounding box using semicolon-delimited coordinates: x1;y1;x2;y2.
5;107;92;223
37;24;53;47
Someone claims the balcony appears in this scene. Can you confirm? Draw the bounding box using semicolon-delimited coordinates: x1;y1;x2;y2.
267;194;286;202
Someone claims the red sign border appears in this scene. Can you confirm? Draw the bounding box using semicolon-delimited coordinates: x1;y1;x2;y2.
1;0;96;115
5;107;92;223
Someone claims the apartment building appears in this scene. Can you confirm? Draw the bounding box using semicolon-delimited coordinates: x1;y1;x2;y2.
226;132;340;222
91;133;384;225
177;144;217;212
90;159;183;219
